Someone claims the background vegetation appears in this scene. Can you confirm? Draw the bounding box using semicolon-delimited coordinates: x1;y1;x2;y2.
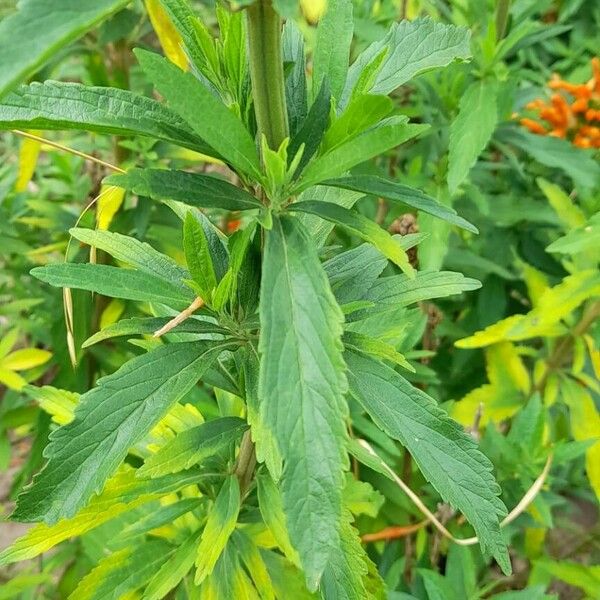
0;0;599;598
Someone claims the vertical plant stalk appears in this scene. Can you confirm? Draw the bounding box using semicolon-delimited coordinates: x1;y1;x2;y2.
246;0;289;151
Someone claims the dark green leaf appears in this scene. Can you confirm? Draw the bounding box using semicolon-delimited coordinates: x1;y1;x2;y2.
288;200;414;275
259;215;348;590
448;80;499;193
31;264;194;310
295;118;427;191
283;20;308;138
345;351;510;573
313;0;353;101
341;18;471;105
323;176;477;233
0;0;130;99
135;49;262;179
0;82;213;154
12;341;233;523
137;417;247;477
288;80;331;178
105;168;262;211
82;316;228;348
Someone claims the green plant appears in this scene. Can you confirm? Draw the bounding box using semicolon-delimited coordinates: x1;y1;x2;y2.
1;1;598;599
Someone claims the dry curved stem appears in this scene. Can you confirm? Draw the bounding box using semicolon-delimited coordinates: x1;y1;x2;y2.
361;520;428;543
12;130;126;173
153;296;205;337
358;439;553;547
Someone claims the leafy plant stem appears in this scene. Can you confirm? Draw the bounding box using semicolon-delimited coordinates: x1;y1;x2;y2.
246;0;289;152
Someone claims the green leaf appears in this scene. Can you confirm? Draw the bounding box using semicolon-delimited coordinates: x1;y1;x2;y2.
82;316;227;348
312;0;353;101
144;532;198;600
499;127;600;189
0;0;130;99
322;175;477;233
283;20;308;138
232;531;276;600
258;215;348;590
69;228;189;287
184;212;218;298
257;471;300;566
71;539;173;600
137;417;247;478
31;263;194;310
12;341;233;523
532;560;600;599
343;331;414;372
0;81;213;154
106;168;262;211
448;80;499;193
360;271;481;311
322;94;393;153
546;213;600;255
288;200;414;275
195;475;241;584
288;80;331;178
135;49;262;179
345;351;510;574
320;511;370;600
342;18;471;105
295;118;427;191
0;466;199;564
323;243;388;305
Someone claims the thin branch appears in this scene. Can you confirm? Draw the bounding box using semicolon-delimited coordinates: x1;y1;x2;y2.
358;439;553;547
153;297;205;337
12;130;126;174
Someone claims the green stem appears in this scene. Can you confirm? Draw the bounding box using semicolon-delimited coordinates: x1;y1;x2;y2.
246;0;289;151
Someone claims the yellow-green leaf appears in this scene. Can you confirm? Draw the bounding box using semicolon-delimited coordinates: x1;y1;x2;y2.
0;348;51;371
144;0;187;70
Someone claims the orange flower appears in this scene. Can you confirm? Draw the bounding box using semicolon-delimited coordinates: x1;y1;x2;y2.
518;57;600;148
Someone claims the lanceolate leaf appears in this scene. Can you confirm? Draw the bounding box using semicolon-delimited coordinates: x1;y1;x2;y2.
31;264;194;310
362;271;481;309
345;351;510;573
144;532;198;600
341;18;471;106
0;82;213;154
0;466;205;564
106;168;262;211
312;0;353;101
288;200;414;275
12;341;234;523
195;476;241;584
138;417;247;477
0;0;130;100
259;215;348;590
135;49;262;179
448;80;499;193
71;539;174;600
82;316;228;348
295;119;428;192
322;175;478;233
282;20;308;137
288;80;331;177
69;228;190;287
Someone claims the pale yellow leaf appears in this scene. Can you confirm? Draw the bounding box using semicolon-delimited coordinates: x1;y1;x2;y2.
15;133;41;192
1;348;51;371
562;378;600;501
97;185;125;230
537;178;586;229
0;368;27;391
145;0;188;70
99;298;125;330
